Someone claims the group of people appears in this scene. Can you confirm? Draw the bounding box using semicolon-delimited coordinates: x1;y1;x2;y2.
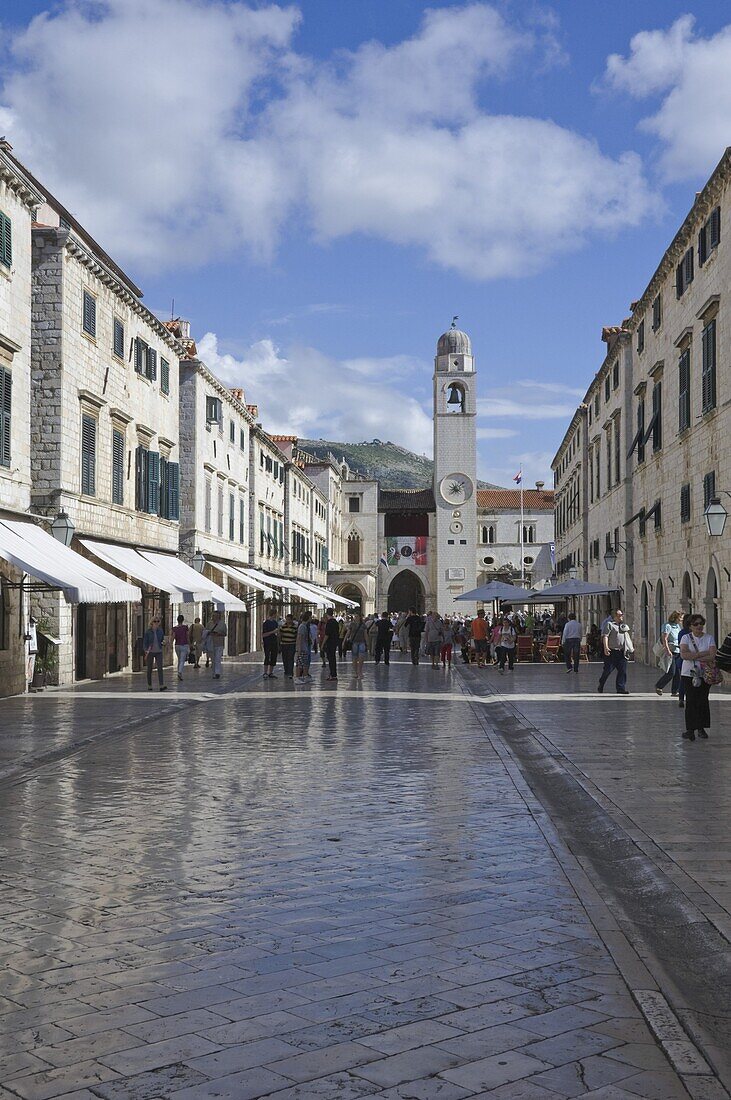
142;610;228;691
261;608;398;684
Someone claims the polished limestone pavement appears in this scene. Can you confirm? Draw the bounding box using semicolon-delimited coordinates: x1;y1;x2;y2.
0;654;726;1098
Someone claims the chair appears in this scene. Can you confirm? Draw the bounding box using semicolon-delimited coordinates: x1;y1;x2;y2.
542;634;561;662
516;635;534;663
580;641;589;662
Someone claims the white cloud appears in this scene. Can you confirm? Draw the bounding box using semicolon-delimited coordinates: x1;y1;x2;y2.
197;332;433;453
476;428;518;440
477;397;577;419
515;379;585;398
602;15;731;180
0;0;654;277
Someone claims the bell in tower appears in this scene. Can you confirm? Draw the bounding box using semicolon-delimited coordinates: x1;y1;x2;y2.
446;382;465;412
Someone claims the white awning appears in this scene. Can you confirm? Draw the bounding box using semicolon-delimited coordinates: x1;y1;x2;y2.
81;540;197;600
212;561;275;598
139;551;248;611
0;520;141;604
297;581;358;608
244;567;324;603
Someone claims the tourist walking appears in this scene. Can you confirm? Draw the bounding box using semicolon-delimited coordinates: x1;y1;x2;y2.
655;611;682;697
172;614;190;681
441;618;454;668
496;615;518;673
189;617;204;668
338;616;347;660
207;611;227;679
561;613;582;674
262;609;279;678
324;608;340;680
403;608;425;665
374;612;393;665
676;613;692;710
25;615;38;692
294;610;313;685
424;612;444;669
597;609;633;694
471;609;489;668
346;612;368;680
278;613;297;678
143;615;167;692
679;615;718;740
366;615;379;659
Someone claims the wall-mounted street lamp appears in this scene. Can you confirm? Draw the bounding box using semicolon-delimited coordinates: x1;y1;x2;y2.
603;541;631;571
191;549;207;574
704;495;730;537
50;511;75;547
568;566;578;581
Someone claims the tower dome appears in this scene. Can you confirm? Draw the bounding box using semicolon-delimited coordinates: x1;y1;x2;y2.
437;322;472;357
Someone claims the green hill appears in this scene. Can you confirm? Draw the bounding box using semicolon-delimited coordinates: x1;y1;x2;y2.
299;439;503;490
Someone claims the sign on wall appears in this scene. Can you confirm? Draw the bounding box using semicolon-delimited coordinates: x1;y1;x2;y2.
386;536;428;567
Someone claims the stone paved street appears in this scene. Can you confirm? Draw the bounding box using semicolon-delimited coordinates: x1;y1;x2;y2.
0;654;729;1098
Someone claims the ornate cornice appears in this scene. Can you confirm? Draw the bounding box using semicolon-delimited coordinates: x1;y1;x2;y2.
0;152;45;213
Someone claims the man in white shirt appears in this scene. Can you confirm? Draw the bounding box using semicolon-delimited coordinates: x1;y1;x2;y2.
598;609;633;694
561;613;582;673
25;616;38;692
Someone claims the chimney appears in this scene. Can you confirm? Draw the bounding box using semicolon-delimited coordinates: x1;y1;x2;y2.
535;480;545;490
178;318;191;339
230;387;244;402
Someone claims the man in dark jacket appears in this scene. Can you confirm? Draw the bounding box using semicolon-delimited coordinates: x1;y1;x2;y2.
324;608;340;680
403;608;424;665
374;612;393;665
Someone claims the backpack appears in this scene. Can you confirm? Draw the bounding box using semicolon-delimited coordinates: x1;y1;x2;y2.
716;631;731;672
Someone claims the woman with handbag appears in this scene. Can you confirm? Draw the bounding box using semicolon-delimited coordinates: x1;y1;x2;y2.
679;615;719;741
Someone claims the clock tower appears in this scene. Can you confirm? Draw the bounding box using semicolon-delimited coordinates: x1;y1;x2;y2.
433;321;478;613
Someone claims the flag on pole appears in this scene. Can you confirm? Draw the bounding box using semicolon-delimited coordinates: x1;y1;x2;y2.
379;554;390;571
513;469;522;485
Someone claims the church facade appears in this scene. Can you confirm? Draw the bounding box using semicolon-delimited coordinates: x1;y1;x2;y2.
325;326;555;615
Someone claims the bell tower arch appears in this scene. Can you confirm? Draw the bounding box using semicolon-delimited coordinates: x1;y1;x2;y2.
433;319;478;613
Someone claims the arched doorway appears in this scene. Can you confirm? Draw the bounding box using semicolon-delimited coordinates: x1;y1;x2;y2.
705;568;719;642
640;582;649;640
388;570;424;613
336;584;364;613
681;572;693;614
654;580;665;641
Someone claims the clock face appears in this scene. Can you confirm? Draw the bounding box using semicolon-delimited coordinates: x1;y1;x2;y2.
439;473;474;505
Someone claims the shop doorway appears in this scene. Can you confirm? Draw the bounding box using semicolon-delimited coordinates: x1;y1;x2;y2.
387;570;424;613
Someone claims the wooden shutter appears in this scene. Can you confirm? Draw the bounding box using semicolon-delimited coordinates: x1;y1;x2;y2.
168;462;179;521
229;493;235;540
0;211;12;269
82;292;96;337
680;484;690;523
710;205;721;248
146;347;157;381
676;261;683;297
81;414;96;495
159;456;169;519
702;320;716;413
0;368;11;467
147;451;160;515
134;338;144;374
703;471;716;509
113;318;125;358
112;429;124;504
684;247;694;287
698;224;708;266
650;382;662;451
161;358;170;395
135;446;146;510
678;350;690;431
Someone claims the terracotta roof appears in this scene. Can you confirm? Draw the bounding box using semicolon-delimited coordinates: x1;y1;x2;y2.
477;488;554;510
270;434;299;442
379;487;435;512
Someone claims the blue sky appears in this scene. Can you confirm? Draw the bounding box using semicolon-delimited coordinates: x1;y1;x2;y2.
2;0;730;486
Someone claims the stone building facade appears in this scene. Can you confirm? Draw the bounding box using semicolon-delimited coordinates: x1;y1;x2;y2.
553;149;731;659
0;145;45;695
29;177;183;682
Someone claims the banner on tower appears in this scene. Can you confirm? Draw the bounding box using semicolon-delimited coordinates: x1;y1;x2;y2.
386;537;428;567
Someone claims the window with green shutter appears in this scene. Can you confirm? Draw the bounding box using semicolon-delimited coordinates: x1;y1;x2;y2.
146;347;157;381
113;317;125;359
134;337;146;374
147;451;160;515
239;497;245;543
159;456;169;518
161;357;170;395
703;470;716;510
701;318;716;413
135;446;148;510
82;291;97;338
0;211;12;269
81;414;96;495
168;461;179;521
112;429;125;504
680;484;691;524
0;368;11;467
229;493;235;540
678;349;691;431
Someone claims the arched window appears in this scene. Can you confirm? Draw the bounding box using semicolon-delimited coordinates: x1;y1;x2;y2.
347;531;361;565
641;582;649;639
522;524;536;544
480;524;495;544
